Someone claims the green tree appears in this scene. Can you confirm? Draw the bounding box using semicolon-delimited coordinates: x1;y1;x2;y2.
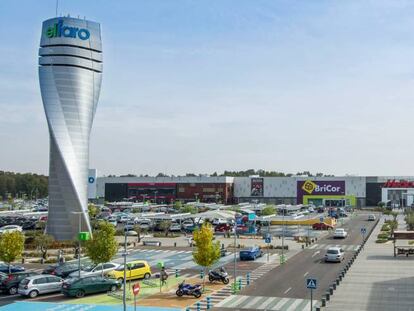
88;204;99;219
133;224;142;243
85;222;118;277
192;223;221;290
34;234;54;260
158;220;171;237
173;201;182;210
262;205;276;216
180;205;197;214
0;231;25;273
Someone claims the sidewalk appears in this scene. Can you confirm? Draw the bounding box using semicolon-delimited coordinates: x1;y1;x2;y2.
325;213;414;311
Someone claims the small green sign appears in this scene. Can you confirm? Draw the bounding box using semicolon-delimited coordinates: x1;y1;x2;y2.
78;232;90;241
157;261;164;268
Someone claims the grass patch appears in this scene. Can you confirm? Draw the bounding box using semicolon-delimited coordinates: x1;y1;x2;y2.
381;224;391;231
376;239;388;243
377;232;390;240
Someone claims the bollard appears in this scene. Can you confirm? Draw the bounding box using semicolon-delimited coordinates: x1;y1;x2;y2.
175;269;179;278
238;278;242;290
200;270;204;279
246;273;250;285
329;286;334;295
332;283;336;290
339;275;342;281
174;242;177;247
186;308;191;311
336;278;340;285
206;296;211;309
316;307;321;311
321;298;326;307
196;301;201;311
302;244;305;249
326;292;330;301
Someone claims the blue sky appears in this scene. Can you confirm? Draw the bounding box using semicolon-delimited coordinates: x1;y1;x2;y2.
1;0;414;176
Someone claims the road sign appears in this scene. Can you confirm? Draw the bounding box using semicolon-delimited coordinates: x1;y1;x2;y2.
265;237;271;243
306;278;317;289
132;283;140;296
319;216;324;223
361;227;367;234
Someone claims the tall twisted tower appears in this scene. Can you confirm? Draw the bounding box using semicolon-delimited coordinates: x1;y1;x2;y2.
39;17;102;240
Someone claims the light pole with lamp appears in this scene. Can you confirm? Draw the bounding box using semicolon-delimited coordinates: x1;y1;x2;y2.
71;211;83;278
233;216;237;291
122;227;129;311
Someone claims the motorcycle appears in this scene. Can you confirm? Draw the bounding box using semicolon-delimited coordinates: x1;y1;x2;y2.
209;267;230;284
176;281;202;298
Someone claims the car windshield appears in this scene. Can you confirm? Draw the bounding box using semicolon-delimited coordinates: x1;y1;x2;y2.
327;249;339;254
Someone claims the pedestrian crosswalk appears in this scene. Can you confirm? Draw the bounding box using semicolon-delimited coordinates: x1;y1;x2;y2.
308;243;361;251
215;295;318;311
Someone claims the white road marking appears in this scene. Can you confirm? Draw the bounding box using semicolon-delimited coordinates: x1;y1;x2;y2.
284;287;292;294
257;297;275;309
304;271;309;277
271;297;290;310
312;250;320;258
286;299;304;311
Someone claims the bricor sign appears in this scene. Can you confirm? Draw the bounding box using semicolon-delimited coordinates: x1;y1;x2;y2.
297;180;345;203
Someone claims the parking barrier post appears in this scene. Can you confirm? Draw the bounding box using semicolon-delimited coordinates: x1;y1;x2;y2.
196;301;200;311
321;298;326;307
238;278;242;290
246;273;250;285
175;269;179;278
207;296;211;309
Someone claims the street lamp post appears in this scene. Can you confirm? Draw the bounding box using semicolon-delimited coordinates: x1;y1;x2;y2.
281;207;285;264
71;211;83;278
122;229;128;311
233;218;237;290
154;190;158;204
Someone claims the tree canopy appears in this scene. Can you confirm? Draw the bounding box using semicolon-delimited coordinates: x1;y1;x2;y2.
0;171;48;200
85;222;118;276
0;231;25;272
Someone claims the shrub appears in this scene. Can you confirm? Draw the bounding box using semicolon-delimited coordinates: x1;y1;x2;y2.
377;232;390;240
376;239;388;243
381;224;391;231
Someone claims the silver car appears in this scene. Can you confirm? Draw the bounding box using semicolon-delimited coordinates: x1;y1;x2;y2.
18;274;63;298
68;262;119;278
325;247;344;263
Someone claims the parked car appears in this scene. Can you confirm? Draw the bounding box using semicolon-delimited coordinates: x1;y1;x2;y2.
107;260;151;282
0;263;25;274
0;272;38;295
368;214;376;221
214;223;233;232
0;225;23;234
333;228;348;239
312;223;334;230
18;275;63;298
239;246;263;261
169;222;181;232
68;263;119;278
43;263;84;278
62;276;121;298
325;247;344;263
212;218;228;226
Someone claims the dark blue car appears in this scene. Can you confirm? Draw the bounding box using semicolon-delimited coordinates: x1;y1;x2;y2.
0;263;25;274
239;246;263;261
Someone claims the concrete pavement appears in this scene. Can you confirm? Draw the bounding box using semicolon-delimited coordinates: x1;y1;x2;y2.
326;213;414;311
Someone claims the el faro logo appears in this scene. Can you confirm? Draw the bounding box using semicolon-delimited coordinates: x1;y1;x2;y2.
46;20;90;40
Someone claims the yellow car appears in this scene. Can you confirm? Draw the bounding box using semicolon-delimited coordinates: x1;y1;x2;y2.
107;260;151;282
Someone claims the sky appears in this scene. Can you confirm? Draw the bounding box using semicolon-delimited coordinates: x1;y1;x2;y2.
1;0;414;177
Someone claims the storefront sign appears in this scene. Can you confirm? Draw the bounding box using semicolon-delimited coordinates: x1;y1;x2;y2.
251;178;264;197
383;180;414;188
297;180;345;203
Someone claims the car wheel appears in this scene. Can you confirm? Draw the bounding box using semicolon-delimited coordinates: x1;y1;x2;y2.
76;290;85;298
29;290;39;298
110;285;117;292
8;286;17;295
144;273;150;279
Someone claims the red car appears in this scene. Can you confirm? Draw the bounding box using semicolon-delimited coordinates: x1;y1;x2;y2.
215;224;233;232
312;223;333;230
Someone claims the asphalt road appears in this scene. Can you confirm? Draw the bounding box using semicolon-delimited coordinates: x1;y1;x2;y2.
224;212;379;301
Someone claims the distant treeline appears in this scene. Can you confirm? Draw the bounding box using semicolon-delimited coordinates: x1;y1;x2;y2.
0;171;48;200
113;169;334;178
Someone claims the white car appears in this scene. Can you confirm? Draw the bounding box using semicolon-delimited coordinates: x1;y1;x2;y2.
0;225;23;234
368;214;376;221
68;262;119;278
333;228;348;239
212;218;228;225
169;222;181;232
325;247;344;262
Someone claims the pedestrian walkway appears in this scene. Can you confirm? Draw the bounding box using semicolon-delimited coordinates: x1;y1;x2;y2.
113;249;234;271
308;244;360;252
326;213;414;311
215;295;317;310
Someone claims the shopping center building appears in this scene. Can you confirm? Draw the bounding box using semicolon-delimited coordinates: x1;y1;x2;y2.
94;175;414;207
